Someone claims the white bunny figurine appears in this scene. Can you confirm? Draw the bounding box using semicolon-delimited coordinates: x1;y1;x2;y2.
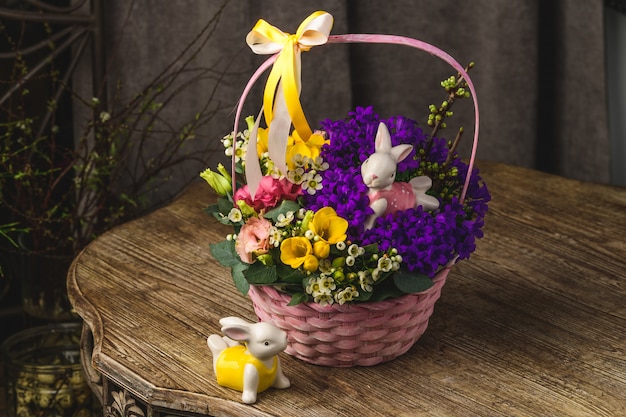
207;317;290;404
361;122;440;230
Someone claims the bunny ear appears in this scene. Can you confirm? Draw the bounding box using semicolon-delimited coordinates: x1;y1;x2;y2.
391;144;413;163
222;323;251;342
219;317;250;327
374;122;392;152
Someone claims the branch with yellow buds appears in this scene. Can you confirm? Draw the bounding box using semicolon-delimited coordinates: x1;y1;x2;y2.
427;62;474;140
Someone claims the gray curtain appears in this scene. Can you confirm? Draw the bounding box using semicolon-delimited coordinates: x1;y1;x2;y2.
96;0;610;204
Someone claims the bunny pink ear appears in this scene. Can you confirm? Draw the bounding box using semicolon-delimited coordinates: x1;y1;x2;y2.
222;323;251;342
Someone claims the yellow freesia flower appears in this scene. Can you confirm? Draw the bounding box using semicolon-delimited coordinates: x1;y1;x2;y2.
302;254;319;272
256;127;269;157
286;141;310;170
286;131;329;170
303;131;328;158
280;237;313;269
313;240;330;259
309;207;348;245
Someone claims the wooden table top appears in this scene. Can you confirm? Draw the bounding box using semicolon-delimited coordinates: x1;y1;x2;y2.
67;161;626;417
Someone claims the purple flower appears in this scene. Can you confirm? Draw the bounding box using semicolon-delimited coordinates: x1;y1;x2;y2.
304;107;490;277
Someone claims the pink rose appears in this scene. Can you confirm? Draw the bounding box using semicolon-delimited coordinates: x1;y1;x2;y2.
234;176;301;212
235;216;272;264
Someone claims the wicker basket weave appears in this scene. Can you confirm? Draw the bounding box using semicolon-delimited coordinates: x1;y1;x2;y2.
248;266;451;367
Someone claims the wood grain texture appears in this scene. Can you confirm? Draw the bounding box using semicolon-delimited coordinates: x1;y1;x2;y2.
67;161;626;416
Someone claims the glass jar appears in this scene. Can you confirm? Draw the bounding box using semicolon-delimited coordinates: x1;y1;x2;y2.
1;322;97;417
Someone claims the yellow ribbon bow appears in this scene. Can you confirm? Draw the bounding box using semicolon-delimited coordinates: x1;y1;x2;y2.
246;11;333;174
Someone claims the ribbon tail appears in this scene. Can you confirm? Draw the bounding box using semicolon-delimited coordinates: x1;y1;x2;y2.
232;55;277;196
245;108;265;199
295;51;302;95
268;82;291;175
279;42;312;140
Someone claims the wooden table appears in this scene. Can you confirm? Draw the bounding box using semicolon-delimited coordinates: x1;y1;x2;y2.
67;161;626;417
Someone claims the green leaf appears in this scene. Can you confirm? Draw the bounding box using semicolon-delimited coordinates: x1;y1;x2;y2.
287;292;309;306
209;240;240;267
275;262;306;284
354;289;374;302
393;271;434;294
264;200;301;221
244;261;277;285
367;283;404;302
204;204;233;225
203;203;221;215
212;213;235;226
217;197;234;216
231;263;249;296
362;243;380;253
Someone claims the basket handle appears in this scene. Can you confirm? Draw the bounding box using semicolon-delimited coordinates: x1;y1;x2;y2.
232;32;479;203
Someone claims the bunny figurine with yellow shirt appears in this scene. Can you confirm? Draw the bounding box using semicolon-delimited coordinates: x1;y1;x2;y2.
207;317;291;404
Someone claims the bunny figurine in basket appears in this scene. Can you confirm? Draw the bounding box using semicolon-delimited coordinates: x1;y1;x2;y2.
207;317;290;404
361;122;440;230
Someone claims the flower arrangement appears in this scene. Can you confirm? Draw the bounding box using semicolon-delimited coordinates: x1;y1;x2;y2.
204;104;489;307
203;11;490;308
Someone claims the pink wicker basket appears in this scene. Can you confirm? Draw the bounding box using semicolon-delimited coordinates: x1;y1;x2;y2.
249;266;451;367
